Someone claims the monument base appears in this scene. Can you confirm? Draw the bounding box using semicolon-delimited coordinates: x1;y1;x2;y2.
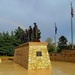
14;42;51;70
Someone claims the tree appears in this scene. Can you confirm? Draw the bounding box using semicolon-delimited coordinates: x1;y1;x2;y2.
45;38;55;52
45;38;52;44
14;26;24;40
58;35;68;50
0;31;11;55
37;29;41;40
0;26;41;56
14;26;24;44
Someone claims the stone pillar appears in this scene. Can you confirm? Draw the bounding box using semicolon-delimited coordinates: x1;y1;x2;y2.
14;42;51;70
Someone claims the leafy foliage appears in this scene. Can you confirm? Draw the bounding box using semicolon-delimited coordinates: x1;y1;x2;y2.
45;38;52;44
0;27;24;56
48;44;55;52
37;29;41;40
58;35;68;50
0;26;42;56
14;27;24;40
45;38;55;52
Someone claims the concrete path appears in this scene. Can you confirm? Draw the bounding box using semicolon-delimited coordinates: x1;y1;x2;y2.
0;60;75;75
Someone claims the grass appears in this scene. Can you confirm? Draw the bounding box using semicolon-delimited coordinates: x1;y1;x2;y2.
0;56;13;59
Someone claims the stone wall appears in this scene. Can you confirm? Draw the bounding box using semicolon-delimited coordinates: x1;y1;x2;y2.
14;42;51;70
14;43;29;69
49;50;75;63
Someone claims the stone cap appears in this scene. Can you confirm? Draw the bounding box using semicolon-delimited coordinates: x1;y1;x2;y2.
15;42;48;49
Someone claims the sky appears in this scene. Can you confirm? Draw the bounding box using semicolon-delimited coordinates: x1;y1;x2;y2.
0;0;75;44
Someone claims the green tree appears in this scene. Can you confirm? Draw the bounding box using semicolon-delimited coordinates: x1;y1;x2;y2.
37;29;41;40
14;26;24;40
10;30;20;46
45;38;55;52
58;35;68;50
0;26;41;56
14;26;24;45
0;31;11;55
45;38;52;44
0;27;24;56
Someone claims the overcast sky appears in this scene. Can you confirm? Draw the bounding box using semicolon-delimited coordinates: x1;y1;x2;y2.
0;0;75;44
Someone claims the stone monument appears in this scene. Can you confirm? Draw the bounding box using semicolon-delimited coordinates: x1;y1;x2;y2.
14;23;51;70
14;42;51;70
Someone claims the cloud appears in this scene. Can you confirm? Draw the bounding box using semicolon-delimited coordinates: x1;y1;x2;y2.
0;0;75;43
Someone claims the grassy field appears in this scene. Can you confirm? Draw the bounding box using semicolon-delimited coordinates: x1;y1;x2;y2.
0;56;13;60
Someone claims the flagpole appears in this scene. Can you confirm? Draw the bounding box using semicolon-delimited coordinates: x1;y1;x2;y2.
55;22;57;51
71;2;74;49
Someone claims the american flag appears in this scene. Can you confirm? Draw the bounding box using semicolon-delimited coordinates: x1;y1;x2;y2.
71;2;74;17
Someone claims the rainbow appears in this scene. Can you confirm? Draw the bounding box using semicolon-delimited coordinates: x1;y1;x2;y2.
0;18;26;30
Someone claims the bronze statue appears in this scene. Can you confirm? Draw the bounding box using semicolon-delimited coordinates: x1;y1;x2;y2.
28;26;32;41
20;29;28;43
20;23;41;43
24;29;28;42
33;23;38;40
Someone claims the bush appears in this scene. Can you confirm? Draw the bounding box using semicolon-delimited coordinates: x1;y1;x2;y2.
57;47;61;52
47;45;55;52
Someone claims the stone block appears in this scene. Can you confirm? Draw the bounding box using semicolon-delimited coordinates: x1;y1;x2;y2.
14;42;51;70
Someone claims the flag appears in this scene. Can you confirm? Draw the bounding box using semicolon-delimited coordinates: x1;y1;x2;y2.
71;2;74;17
55;25;57;34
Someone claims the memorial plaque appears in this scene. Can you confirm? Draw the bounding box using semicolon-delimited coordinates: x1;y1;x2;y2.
36;51;42;56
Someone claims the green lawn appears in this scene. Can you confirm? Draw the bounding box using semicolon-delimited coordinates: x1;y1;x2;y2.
0;56;13;59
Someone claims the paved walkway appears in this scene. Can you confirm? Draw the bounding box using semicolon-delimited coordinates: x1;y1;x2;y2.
0;60;75;75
